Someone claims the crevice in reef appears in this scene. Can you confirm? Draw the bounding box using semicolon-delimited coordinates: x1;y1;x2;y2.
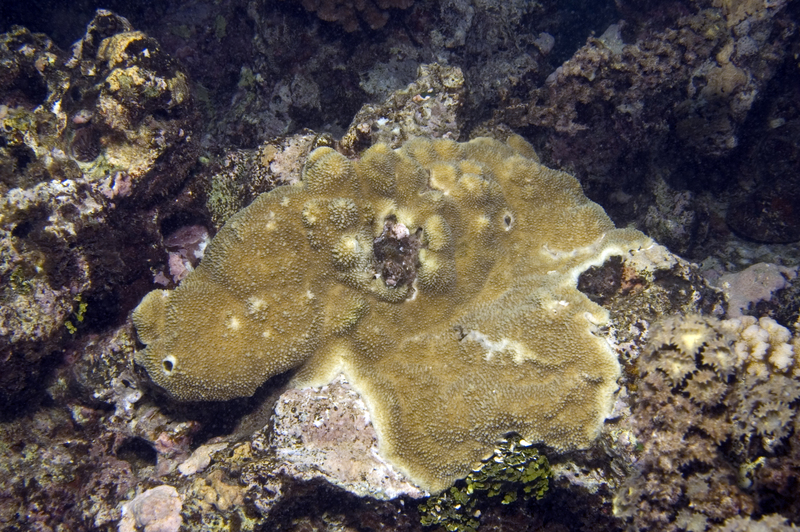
372;217;422;294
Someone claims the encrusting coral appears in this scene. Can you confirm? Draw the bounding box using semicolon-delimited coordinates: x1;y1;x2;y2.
0;10;198;410
615;313;800;530
640;314;800;451
133;135;651;492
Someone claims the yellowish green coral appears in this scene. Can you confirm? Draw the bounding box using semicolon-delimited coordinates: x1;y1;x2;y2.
64;295;88;335
132;135;651;492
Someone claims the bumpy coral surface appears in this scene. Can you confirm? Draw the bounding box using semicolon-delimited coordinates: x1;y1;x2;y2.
133;135;650;492
615;313;800;530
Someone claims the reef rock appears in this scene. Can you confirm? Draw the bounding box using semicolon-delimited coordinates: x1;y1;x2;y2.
261;375;424;501
0;10;198;408
118;485;182;532
718;263;798;318
294;0;414;32
339;63;465;156
506;0;793;184
133;134;651;492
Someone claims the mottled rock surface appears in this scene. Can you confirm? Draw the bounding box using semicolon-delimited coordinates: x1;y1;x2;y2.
0;9;199;410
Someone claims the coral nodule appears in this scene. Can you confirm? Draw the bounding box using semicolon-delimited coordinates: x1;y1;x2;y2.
132;135;651;492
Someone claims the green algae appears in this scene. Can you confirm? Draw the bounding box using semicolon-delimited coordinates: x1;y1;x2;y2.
418;434;551;532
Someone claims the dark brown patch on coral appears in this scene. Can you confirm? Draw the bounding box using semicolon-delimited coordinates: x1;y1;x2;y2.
595;254;726;350
577;256;624;305
372;217;422;290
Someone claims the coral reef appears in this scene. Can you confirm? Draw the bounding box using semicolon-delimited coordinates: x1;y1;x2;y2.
0;319;211;531
0;10;197;199
719;514;800;532
718;263;798;318
206;132;318;229
231;375;423;521
203;3;367;148
614;313;800;531
726;184;800;244
178;442;229;477
133;134;651;492
643;175;710;258
261;375;423;500
502;0;793;187
2;1;800;529
724;50;800;245
162;0;553;151
427;0;552;122
339;63;465;155
578;243;727;352
154;225;211;286
0;406;138;531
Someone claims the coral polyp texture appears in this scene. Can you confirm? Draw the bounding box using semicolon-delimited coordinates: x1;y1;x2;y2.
615;313;800;530
133;135;651;492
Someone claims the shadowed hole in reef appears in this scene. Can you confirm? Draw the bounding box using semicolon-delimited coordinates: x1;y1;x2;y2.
3;66;49;109
10;205;49;239
11;219;36;239
115;437;157;470
81;290;125;331
10;145;35;171
159;211;210;240
547;0;620;65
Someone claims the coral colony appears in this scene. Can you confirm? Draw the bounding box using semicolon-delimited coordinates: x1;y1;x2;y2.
133;135;650;492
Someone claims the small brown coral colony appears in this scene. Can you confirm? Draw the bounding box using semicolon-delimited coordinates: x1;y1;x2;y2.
640;314;800;450
297;0;414;32
615;314;800;530
133;135;650;492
